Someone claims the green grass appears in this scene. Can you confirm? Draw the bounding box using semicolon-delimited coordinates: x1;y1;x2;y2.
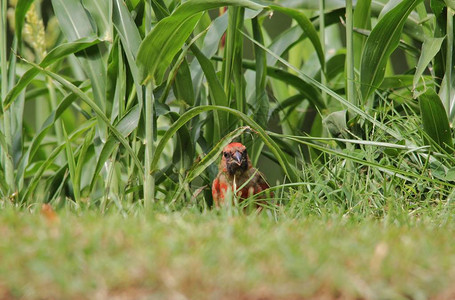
1;202;455;300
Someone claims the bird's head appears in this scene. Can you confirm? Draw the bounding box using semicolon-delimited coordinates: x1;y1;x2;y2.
220;142;251;176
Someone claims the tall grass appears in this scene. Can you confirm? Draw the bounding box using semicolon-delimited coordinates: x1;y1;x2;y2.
0;0;454;212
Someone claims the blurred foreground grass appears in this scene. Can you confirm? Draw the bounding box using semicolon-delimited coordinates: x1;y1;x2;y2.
1;204;455;300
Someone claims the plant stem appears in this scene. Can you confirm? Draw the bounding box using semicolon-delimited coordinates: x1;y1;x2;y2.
144;0;154;207
319;0;326;105
345;0;355;184
1;0;16;196
47;77;63;143
446;8;453;120
144;84;155;208
346;0;355;112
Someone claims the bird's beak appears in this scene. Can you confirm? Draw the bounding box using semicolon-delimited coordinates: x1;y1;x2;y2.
233;151;242;165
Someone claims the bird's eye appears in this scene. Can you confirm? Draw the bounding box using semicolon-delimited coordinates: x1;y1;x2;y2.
223;152;229;158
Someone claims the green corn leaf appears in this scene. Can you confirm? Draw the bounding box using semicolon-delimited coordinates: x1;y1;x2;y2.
173;59;195;106
360;0;422;100
270;5;325;71
252;17;268;128
137;0;263;85
413;37;445;97
15;0;34;43
62;124;79;202
418;88;454;152
82;0;113;42
353;0;371;69
113;0;142;88
75;127;95;198
52;0;108;139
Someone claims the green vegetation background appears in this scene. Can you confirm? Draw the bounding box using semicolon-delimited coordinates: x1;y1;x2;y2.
1;0;455;298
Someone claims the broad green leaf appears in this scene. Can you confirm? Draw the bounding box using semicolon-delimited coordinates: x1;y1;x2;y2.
51;0;108;136
360;0;422;100
380;75;434;90
75;127;95;197
323;110;348;139
446;168;455;181
413;37;445;97
325;52;346;82
266;8;345;66
172;59;195;106
4;38;100;110
51;0;95;41
137;0;263;85
430;0;445;18
15;0;35;43
62;124;79;202
151;0;170;20
191;46;228;107
353;0;371;69
237;58;324;109
167;112;194;170
113;0;142;88
89;139;118;192
201;12;228;58
429;160;448;180
191;44;228;140
252;17;268;128
115;104;141;136
82;0;113;42
223;6;245;110
418;88;453;151
267;25;302;66
270;5;325;70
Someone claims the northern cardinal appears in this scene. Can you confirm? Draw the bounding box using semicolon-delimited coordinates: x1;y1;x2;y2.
212;142;271;207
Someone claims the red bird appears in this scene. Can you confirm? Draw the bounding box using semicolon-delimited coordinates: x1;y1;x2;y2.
212;142;271;207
